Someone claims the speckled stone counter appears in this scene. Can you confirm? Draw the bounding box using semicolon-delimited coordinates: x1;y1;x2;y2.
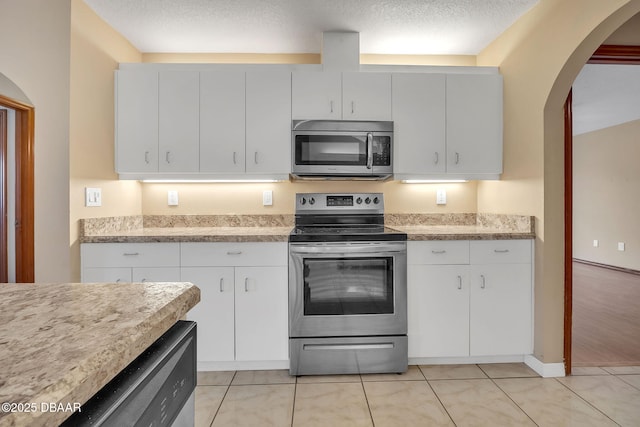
79;213;535;243
384;213;535;240
79;215;293;243
0;282;200;427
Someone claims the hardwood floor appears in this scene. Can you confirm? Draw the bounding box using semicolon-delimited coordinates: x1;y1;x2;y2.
572;260;640;367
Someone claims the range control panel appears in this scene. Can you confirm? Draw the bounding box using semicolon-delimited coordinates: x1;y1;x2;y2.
295;193;384;213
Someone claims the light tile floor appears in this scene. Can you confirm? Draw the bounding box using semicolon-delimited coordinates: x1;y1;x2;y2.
195;363;640;426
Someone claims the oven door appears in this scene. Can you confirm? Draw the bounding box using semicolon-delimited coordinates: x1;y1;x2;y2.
289;241;407;337
291;131;393;177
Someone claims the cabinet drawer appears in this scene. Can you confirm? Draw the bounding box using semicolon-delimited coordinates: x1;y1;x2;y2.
81;243;180;268
181;242;287;267
470;240;532;264
407;241;469;265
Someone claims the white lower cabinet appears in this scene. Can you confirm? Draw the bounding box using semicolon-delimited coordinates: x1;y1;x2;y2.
407;240;533;359
81;243;180;283
180;242;288;367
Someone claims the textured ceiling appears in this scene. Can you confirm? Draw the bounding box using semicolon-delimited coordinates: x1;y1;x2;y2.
83;0;538;55
573;64;640;136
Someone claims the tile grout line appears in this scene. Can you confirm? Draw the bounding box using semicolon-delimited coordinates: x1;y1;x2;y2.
290;376;298;427
487;375;540;427
208;371;237;427
358;374;377;427
615;374;640;391
553;377;621;426
418;365;459;427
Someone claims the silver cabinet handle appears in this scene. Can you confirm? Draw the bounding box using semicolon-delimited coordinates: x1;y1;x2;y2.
141;278;147;283
455;152;460;164
219;278;224;292
254;151;258;164
226;250;242;255
434;152;439;165
480;275;486;289
366;133;373;169
431;250;446;254
165;151;171;164
351;101;355;114
123;252;140;256
144;151;150;164
330;100;334;113
244;277;249;292
457;275;462;290
494;249;510;253
233;151;237;165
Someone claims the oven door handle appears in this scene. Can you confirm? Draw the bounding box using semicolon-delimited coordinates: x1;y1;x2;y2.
289;245;406;257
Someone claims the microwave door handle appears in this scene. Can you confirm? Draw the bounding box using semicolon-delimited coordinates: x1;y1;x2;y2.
366;133;373;169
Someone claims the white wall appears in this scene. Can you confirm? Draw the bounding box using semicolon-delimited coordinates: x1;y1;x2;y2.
0;0;71;282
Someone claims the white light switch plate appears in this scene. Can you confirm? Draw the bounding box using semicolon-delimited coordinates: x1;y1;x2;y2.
263;190;273;206
85;187;102;207
168;190;179;206
618;242;625;251
436;189;447;205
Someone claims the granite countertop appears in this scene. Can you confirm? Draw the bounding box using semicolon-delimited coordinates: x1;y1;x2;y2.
78;213;535;243
0;282;200;427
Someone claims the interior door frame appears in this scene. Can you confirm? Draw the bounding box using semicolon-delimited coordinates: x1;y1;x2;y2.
564;44;640;375
0;94;35;283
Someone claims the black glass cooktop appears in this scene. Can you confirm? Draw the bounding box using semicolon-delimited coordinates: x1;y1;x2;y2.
289;225;407;242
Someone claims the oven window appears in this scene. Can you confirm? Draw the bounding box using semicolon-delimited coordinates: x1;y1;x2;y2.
295;135;367;165
303;257;394;315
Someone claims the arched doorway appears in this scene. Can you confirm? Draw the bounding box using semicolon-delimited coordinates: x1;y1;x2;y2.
0;91;34;283
563;43;640;373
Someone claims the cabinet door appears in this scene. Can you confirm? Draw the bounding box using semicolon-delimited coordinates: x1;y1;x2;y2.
392;73;446;175
234;266;288;361
245;70;291;174
292;71;342;119
158;70;200;172
446;74;503;174
132;267;181;282
115;69;159;173
342;72;392;120
200;71;246;173
82;267;132;283
469;263;532;356
181;267;235;362
408;265;469;358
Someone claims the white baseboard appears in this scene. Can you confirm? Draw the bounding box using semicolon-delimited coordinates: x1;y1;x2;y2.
409;355;525;365
198;360;289;371
524;355;565;377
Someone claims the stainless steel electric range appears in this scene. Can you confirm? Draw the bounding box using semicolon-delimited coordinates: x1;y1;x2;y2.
288;193;408;376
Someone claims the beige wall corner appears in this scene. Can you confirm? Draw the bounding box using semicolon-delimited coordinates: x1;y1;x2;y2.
475;0;640;364
70;0;143;281
573;120;640;270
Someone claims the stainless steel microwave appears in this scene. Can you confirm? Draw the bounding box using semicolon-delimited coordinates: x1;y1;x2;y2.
291;120;393;180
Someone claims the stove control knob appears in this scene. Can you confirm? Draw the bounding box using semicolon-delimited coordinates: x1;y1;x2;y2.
356;197;363;204
373;197;380;204
300;197;306;205
309;197;316;205
365;197;371;204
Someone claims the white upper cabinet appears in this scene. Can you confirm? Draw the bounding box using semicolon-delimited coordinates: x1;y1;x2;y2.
158;70;200;172
245;70;291;175
200;70;246;173
392;73;446;176
342;72;392;120
446;74;503;175
115;69;158;174
291;71;392;121
292;71;342;120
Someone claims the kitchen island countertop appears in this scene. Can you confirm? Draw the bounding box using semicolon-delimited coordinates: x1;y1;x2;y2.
0;281;200;427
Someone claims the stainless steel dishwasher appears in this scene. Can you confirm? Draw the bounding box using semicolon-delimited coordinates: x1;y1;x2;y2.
62;320;196;427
